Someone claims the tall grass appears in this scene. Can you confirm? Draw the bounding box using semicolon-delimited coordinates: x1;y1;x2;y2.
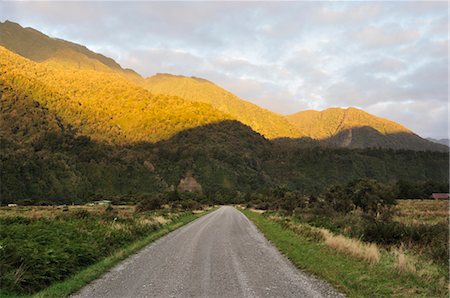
320;229;380;264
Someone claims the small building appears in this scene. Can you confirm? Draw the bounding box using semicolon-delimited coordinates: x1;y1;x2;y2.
94;200;112;206
430;193;449;200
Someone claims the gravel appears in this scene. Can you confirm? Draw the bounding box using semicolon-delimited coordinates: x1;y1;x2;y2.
72;206;344;298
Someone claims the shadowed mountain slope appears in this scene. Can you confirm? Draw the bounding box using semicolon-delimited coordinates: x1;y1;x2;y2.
0;20;142;83
286;107;447;151
143;73;301;139
426;138;449;147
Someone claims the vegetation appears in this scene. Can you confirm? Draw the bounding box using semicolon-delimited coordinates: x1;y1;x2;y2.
245;179;448;265
0;205;209;296
243;208;448;297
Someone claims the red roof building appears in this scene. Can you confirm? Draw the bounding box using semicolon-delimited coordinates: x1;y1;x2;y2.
430;193;449;200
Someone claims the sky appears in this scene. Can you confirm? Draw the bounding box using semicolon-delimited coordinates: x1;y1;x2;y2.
1;1;448;139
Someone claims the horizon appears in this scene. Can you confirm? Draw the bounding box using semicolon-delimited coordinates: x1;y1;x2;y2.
1;1;448;139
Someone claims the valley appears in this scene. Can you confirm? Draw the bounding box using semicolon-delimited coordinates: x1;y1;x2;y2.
0;16;448;298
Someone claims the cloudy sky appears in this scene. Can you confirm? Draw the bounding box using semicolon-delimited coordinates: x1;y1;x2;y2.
1;1;448;139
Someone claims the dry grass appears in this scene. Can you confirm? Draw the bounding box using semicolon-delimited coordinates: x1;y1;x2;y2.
153;215;169;224
395;200;448;225
394;250;416;273
249;208;266;214
320;229;381;264
0;205;136;219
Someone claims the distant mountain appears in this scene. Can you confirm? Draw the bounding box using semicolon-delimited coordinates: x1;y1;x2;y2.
143;74;301;139
426;138;449;147
286;108;447;151
0;20;142;83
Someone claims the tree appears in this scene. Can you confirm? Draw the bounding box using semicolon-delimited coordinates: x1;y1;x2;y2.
322;185;353;213
347;179;396;219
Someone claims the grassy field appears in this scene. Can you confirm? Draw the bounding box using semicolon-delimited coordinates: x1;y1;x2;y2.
242;208;448;297
0;205;210;297
394;199;448;225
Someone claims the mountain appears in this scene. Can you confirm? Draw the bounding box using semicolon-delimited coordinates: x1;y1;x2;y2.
286;108;447;151
1;20;445;152
426;138;449;147
143;73;301;139
0;20;142;83
0;46;233;144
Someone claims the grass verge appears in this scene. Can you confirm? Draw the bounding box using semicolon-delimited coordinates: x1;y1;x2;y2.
1;209;212;298
241;208;448;298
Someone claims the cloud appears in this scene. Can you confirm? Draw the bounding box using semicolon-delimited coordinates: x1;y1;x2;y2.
353;25;420;49
0;1;448;138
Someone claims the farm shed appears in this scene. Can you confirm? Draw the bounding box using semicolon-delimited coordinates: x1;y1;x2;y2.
430;193;449;200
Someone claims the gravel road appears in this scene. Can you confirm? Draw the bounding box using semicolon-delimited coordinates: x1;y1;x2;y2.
73;206;343;298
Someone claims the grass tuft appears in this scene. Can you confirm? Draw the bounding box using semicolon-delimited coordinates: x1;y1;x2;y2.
394;249;416;274
320;229;380;264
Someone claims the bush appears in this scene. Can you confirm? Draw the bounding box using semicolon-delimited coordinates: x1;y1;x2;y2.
136;195;164;212
180;199;202;211
73;209;90;219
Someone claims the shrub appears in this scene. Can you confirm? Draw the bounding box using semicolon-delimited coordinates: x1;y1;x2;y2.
72;209;90;219
346;179;396;219
136;196;164;212
180;199;202;211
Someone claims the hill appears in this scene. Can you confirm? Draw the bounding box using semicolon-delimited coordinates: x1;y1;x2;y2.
0;46;233;144
143;73;301;139
426;138;449;147
286;108;447;151
0;20;142;83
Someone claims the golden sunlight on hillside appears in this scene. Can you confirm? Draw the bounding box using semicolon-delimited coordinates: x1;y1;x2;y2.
0;46;233;144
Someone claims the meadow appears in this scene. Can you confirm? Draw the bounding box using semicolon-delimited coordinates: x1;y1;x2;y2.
394;199;448;225
242;199;449;297
0;204;208;297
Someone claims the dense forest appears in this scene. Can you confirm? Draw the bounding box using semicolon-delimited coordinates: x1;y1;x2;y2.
1;83;448;204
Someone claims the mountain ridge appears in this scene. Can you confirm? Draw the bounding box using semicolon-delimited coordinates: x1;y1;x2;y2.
0;20;143;83
144;73;301;139
0;20;446;152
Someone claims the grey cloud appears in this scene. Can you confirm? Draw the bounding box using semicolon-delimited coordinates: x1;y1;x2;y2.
353;25;420;49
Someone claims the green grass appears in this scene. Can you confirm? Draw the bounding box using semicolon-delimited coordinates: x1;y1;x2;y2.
0;209;212;298
241;209;448;298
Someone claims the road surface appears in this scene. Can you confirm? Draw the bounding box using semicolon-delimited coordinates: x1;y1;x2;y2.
73;206;343;298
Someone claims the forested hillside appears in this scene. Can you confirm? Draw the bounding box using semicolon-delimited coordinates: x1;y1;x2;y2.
0;46;233;144
0;22;448;205
1;82;448;204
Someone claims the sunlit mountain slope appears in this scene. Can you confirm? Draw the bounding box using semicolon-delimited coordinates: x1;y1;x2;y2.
0;20;142;83
144;74;301;139
286;107;447;151
0;46;232;144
